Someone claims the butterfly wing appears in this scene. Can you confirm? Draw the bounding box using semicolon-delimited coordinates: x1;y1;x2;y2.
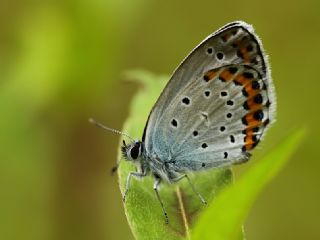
143;21;276;171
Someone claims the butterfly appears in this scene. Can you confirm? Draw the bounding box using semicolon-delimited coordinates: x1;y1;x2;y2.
91;21;276;223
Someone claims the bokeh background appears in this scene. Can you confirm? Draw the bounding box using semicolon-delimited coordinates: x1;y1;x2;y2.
1;0;319;239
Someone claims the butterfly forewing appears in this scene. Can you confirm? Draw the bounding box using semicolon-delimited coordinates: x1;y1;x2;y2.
143;21;276;171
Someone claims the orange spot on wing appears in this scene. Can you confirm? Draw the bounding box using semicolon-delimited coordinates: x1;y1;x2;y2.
244;131;255;145
244;144;253;151
233;40;241;46
234;74;251;86
244;112;262;128
244;85;259;97
246;97;262;111
243;129;260;151
222;33;231;42
240;47;251;63
243;124;262;134
204;69;218;82
220;69;234;82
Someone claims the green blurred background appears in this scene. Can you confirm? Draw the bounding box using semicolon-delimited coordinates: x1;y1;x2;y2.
1;0;319;239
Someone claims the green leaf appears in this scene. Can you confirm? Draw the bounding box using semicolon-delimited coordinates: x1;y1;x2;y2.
118;70;237;240
192;128;306;240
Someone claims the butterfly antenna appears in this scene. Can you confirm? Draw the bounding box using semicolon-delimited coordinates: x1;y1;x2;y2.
88;118;135;142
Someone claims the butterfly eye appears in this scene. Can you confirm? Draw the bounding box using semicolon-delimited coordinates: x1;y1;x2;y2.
130;143;141;160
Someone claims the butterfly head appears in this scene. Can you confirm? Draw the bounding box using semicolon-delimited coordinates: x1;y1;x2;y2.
121;140;143;161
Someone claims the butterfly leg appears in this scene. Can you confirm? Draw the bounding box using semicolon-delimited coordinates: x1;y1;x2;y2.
172;174;207;205
123;171;146;202
153;176;169;224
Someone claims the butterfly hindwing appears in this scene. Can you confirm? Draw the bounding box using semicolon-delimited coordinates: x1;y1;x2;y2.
143;21;275;170
169;65;272;170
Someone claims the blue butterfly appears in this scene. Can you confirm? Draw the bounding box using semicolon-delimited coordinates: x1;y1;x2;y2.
91;21;276;223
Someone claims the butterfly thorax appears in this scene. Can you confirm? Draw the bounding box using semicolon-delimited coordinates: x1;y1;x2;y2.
146;154;182;183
